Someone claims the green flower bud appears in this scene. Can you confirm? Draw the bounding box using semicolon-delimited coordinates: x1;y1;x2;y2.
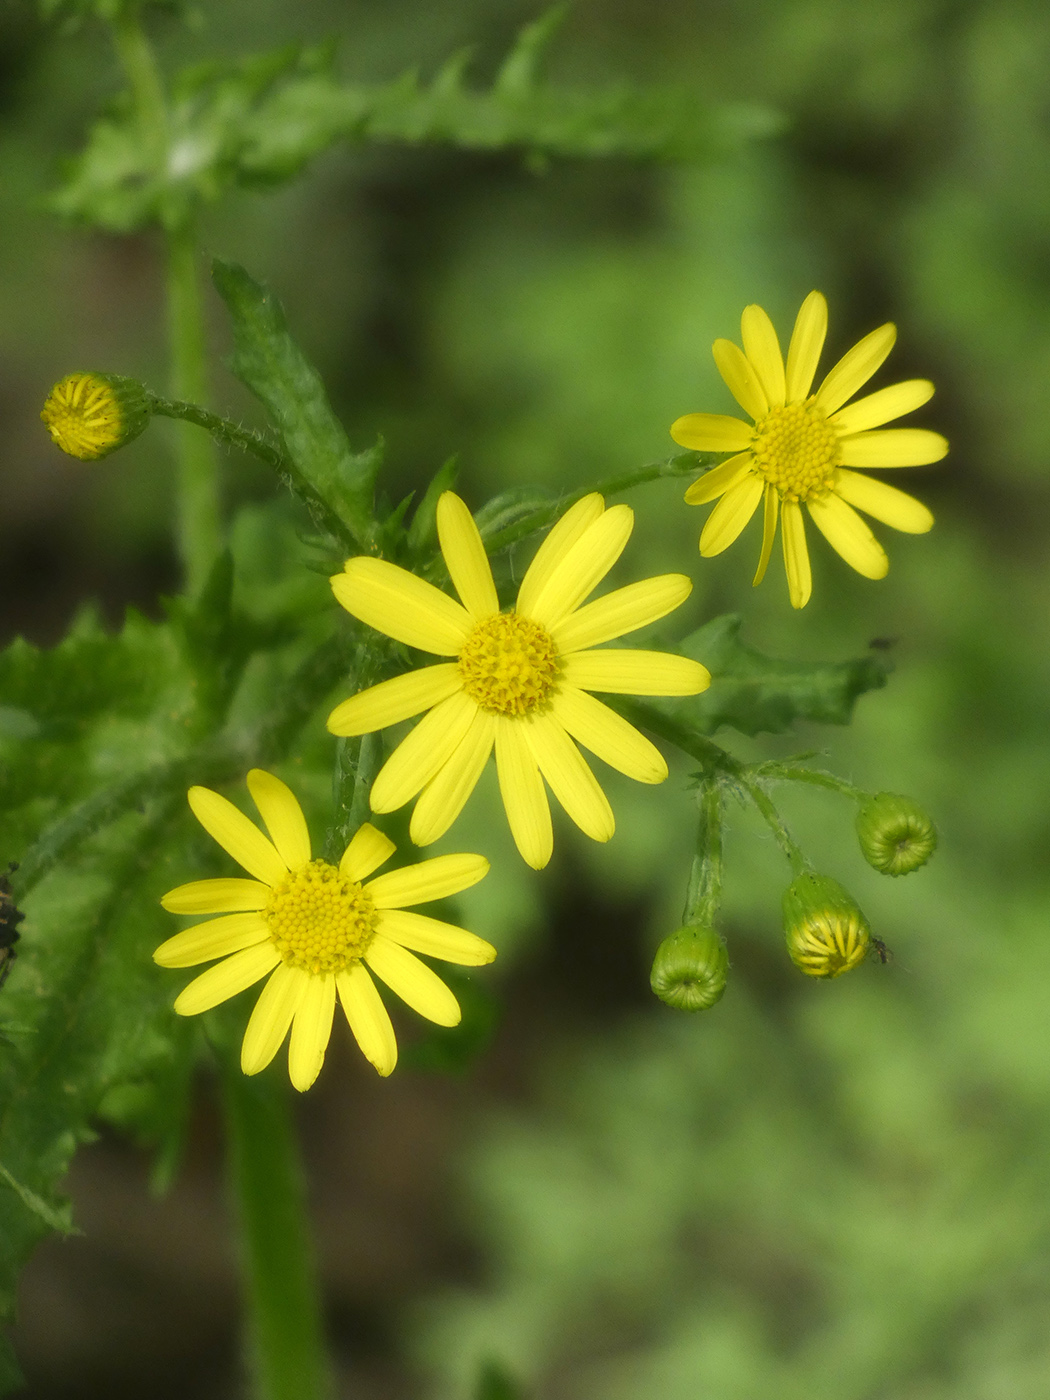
41;373;152;460
855;792;937;876
650;925;729;1011
783;872;870;979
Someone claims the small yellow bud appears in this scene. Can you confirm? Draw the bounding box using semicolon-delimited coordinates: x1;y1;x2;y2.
41;373;152;460
856;792;937;876
650;925;729;1011
782;872;870;979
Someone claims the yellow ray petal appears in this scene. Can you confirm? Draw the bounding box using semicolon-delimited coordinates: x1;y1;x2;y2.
713;338;767;420
741;304;786;407
336;963;397;1076
552;574;692;653
560;650;710;696
515;494;605;617
331;558;472;654
409;708;496;847
173;943;281;1016
699;473;765;556
436;491;499;619
161;878;270;915
807;492;889;579
683;453;754;506
815;322;897;415
369;690;477;813
327;664;461;737
246;769;311;870
339;822;397;883
829;378;934;434
240;963;307;1074
752;484;779;586
366;852;490;910
154;912;270;968
495;716;553;869
288;973;336;1092
781;500;812;609
833;470;933;534
526;505;634;630
378;908;496;966
188;786;287;885
785;291;827;402
669;413;754;453
837;428;949;468
551;685;667;784
522;712;614;843
365;936;461;1026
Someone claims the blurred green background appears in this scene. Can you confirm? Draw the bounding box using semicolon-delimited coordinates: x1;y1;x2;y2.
4;0;1050;1396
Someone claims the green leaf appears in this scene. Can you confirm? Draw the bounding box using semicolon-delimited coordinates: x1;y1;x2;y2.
493;5;569;96
407;457;460;560
0;1162;76;1236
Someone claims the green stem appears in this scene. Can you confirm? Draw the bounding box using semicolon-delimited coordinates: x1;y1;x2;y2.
739;775;808;876
753;759;867;802
682;777;724;926
149;396;287;472
110;5;167;164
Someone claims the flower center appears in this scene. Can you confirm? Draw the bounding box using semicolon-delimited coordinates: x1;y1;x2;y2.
40;374;122;460
458;612;559;716
751;399;839;502
265;859;378;975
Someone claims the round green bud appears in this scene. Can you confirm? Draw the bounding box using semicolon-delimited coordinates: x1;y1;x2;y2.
650;925;729;1011
855;792;937;876
782;872;870;979
41;373;152;460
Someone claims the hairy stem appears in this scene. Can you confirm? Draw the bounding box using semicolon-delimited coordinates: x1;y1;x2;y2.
682;777;724;926
739;775;808;876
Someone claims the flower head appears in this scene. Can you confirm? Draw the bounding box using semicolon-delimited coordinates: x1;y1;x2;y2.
650;924;729;1010
855;791;937;876
327;492;710;869
41;372;152;460
782;871;870;978
671;292;948;607
155;769;492;1089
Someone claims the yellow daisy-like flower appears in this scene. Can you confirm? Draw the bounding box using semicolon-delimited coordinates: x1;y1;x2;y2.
670;292;949;608
155;769;492;1089
327;491;710;870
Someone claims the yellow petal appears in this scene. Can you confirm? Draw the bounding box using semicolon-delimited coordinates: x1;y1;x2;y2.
409;708;496;846
816;322;897;415
495;716;553;869
560;650;710;696
781;500;812;609
807;493;889;579
366;852;490;909
833;470;933;533
712;338;767;420
240;963;307;1075
436;491;499;619
339;822;397;883
551;574;692;654
837;428;949;468
246;769;311;870
378;909;496;966
161;878;270;915
669;413;754;452
331;558;471;654
526;505;634;630
153;912;269;968
326;664;461;737
699;473;764;556
829;379;934;434
187;786;287;885
683;452;754;505
369;690;477;813
336;963;397;1076
785;291;827;402
741;304;786;407
522;712;614;843
288;974;336;1092
365;935;461;1026
173;943;280;1016
752;484;779;586
551;685;667;784
515;494;605;617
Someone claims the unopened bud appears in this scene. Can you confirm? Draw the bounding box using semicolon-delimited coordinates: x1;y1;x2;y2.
650;925;729;1010
856;792;937;876
41;372;152;460
783;872;869;979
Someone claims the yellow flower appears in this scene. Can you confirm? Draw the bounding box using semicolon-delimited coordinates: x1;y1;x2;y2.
670;292;948;608
155;769;492;1089
40;372;151;460
327;491;710;869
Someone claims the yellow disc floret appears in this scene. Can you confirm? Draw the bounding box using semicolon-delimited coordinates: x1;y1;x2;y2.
458;612;559;716
41;372;151;460
265;859;378;975
752;398;840;502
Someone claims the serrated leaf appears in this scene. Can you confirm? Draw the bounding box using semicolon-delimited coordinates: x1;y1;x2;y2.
494;5;568;96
